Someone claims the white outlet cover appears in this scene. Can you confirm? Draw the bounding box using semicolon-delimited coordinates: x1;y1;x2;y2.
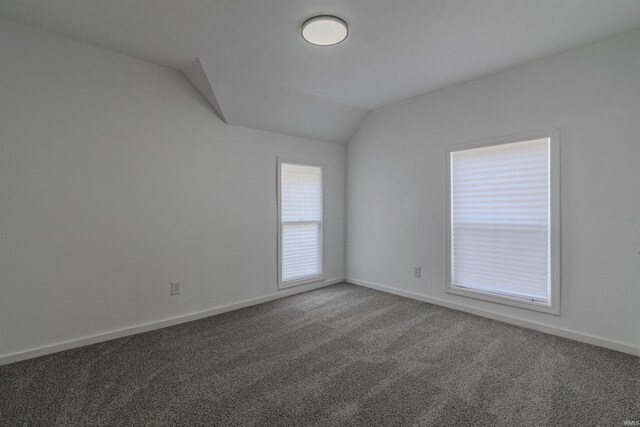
171;281;181;295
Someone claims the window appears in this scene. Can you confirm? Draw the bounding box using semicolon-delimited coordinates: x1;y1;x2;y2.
278;160;323;288
446;133;560;314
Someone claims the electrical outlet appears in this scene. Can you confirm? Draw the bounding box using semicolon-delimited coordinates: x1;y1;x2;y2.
413;267;421;278
170;281;181;296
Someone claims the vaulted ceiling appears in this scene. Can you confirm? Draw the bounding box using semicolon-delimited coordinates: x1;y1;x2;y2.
2;0;640;143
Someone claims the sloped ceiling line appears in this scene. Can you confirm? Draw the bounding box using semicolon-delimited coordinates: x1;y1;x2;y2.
183;58;228;123
184;57;370;144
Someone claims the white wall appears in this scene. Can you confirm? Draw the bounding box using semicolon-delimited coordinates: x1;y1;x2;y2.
0;18;345;360
347;30;640;353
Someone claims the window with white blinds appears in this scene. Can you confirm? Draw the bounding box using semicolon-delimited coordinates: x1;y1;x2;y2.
278;161;323;288
446;135;559;313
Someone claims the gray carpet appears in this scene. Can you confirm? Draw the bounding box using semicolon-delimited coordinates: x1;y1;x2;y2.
1;283;638;426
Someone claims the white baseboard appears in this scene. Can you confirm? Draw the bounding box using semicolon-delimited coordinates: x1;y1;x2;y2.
346;277;639;357
0;278;344;366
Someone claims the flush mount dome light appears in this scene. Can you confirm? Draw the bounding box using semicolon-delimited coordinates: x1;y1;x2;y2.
301;15;348;46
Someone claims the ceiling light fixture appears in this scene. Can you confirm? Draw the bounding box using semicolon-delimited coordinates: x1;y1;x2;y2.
301;15;348;46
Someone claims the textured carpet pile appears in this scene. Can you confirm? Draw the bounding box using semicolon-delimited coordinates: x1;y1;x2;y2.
1;283;638;426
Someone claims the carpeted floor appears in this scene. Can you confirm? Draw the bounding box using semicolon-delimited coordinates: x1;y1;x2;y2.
1;283;638;426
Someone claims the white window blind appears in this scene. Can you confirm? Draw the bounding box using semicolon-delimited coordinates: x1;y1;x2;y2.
279;162;323;286
450;138;552;304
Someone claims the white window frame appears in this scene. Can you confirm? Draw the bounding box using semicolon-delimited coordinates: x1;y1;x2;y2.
277;157;325;290
445;130;561;315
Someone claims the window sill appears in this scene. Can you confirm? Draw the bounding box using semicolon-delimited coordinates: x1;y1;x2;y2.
279;275;325;290
446;285;559;315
